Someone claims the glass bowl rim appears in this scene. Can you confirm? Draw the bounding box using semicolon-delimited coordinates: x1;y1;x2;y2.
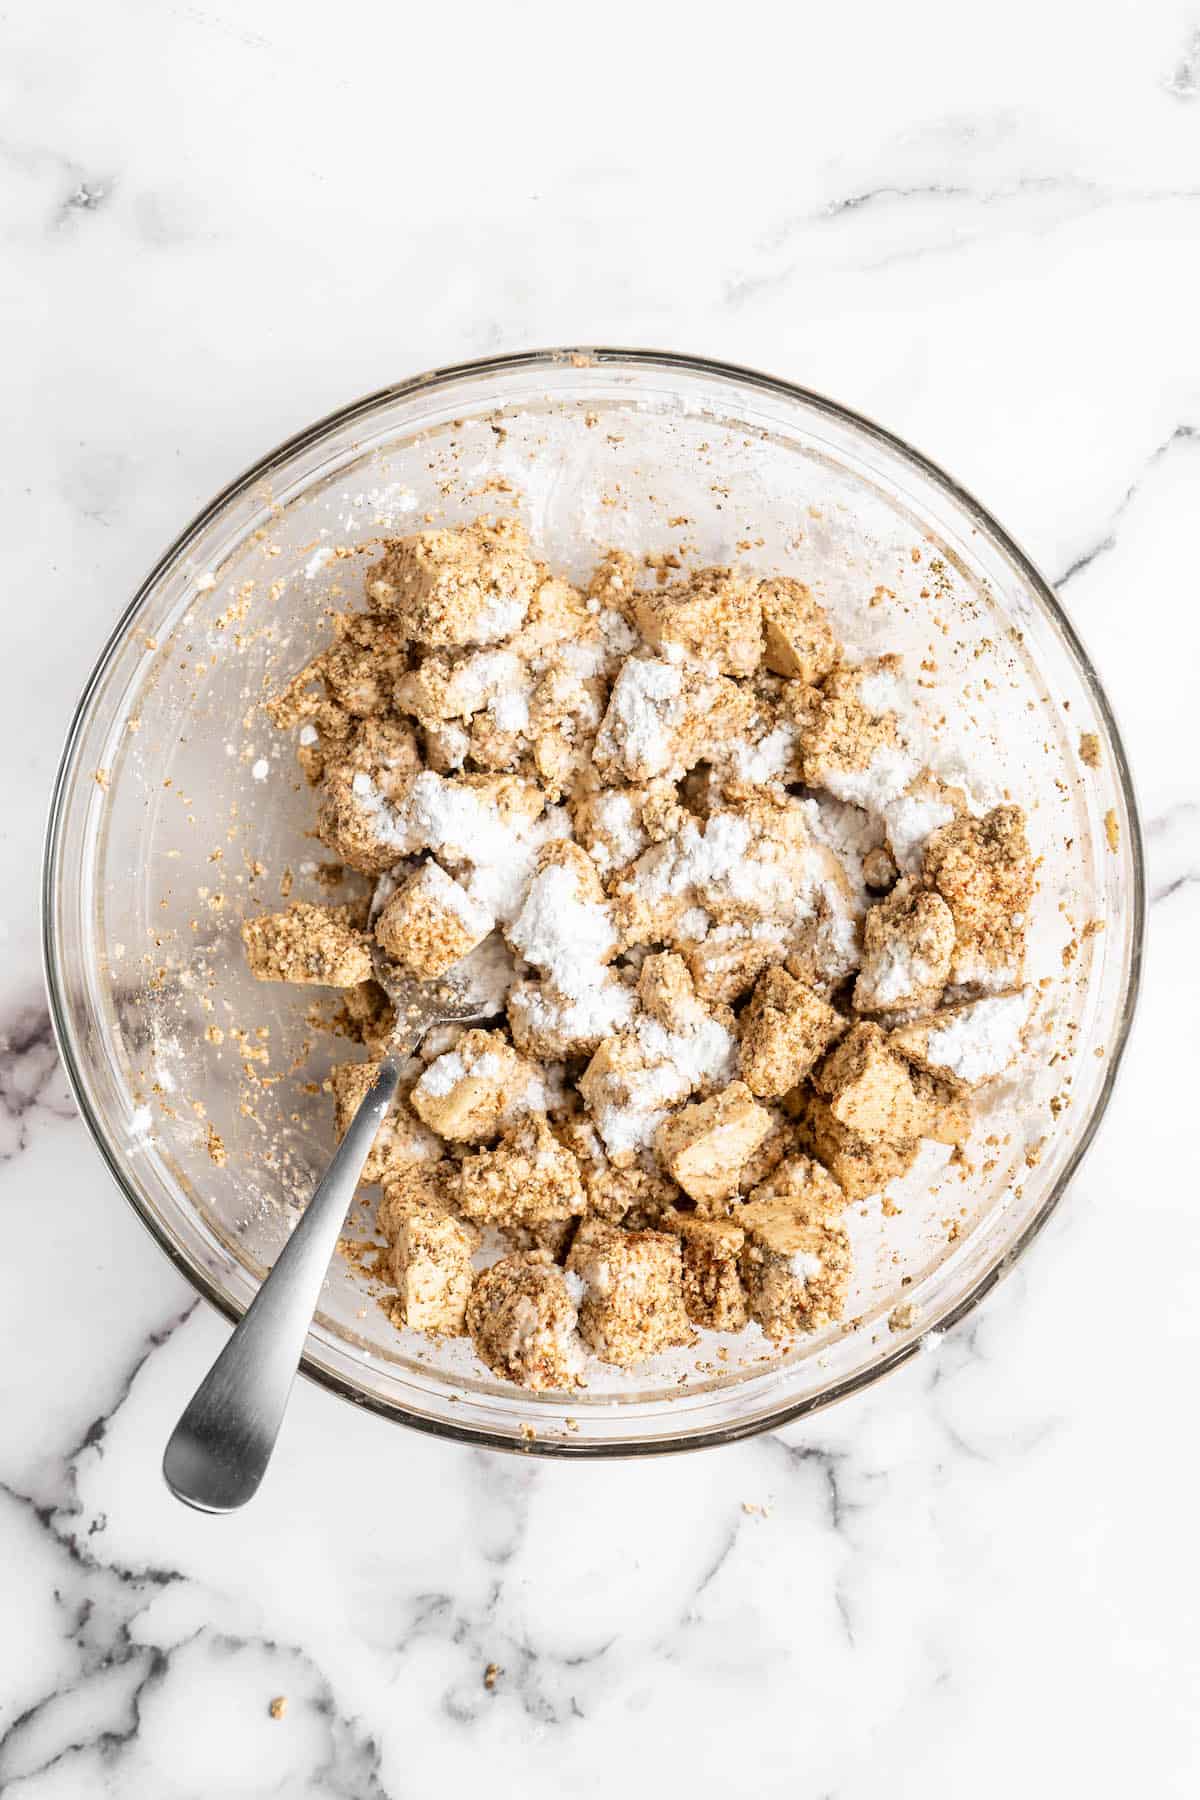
41;345;1147;1458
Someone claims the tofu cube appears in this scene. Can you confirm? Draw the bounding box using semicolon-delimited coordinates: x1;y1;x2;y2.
796;1093;920;1201
388;1205;479;1335
685;928;779;1004
566;1219;695;1365
666;1211;748;1331
813;1023;928;1139
739;967;847;1098
738;1200;851;1341
757;577;839;683
330;1060;441;1185
636;951;699;1031
374;860;493;979
458;1114;586;1226
654;1081;774;1209
466;1251;584;1390
316;717;422;874
378;1159;461;1239
410;1029;543;1143
852;877;955;1016
924;804;1033;991
633;566;764;677
366;517;540;648
242;901;372;987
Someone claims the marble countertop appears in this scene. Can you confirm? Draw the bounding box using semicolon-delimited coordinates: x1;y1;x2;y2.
4;0;1199;1792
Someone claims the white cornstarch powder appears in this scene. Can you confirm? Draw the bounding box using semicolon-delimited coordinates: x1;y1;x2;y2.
596;654;684;776
820;740;920;813
509;864;617;999
923;991;1031;1086
883;791;956;873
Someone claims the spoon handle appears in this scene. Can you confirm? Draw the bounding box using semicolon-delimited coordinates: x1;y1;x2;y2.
162;1050;408;1511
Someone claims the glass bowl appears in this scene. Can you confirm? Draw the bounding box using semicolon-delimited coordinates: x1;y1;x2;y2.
43;349;1144;1456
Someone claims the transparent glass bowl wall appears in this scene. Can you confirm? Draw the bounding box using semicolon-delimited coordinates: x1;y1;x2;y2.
44;351;1143;1454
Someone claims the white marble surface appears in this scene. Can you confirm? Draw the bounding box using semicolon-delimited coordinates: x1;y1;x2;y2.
3;0;1199;1792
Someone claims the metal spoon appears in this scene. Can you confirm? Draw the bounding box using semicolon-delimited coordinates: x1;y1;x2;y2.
162;929;504;1512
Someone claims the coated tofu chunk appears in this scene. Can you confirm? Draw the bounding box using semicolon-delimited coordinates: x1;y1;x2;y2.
739;967;847;1098
330;1060;441;1186
566;1219;695;1365
374;861;494;979
654;1082;774;1209
633;566;764;677
593;653;752;784
813;1022;930;1140
797;1093;921;1202
378;1160;461;1238
315;716;423;874
852;877;955;1016
665;1211;748;1332
458;1114;586;1226
242;902;372;987
466;1251;584;1390
923;804;1033;991
757;577;839;684
889;989;1032;1090
744;1153;847;1223
738;1200;851;1341
410;1030;543;1143
366;517;540;649
388;1206;479;1335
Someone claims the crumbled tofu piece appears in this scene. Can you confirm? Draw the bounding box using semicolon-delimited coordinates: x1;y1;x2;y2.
242;902;372;987
466;1251;584;1390
852;877;955;1016
738;1201;851;1341
388;1205;479;1335
654;1082;774;1208
366;517;540;648
458;1114;586;1226
566;1219;694;1365
797;1093;920;1201
633;566;764;677
757;577;839;683
374;860;494;978
330;1059;441;1185
739;967;847;1098
924;804;1033;991
410;1030;544;1142
890;989;1032;1089
593;653;752;783
378;1159;461;1238
664;1211;748;1331
813;1022;931;1139
797;657;917;808
339;979;397;1057
316;716;423;873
